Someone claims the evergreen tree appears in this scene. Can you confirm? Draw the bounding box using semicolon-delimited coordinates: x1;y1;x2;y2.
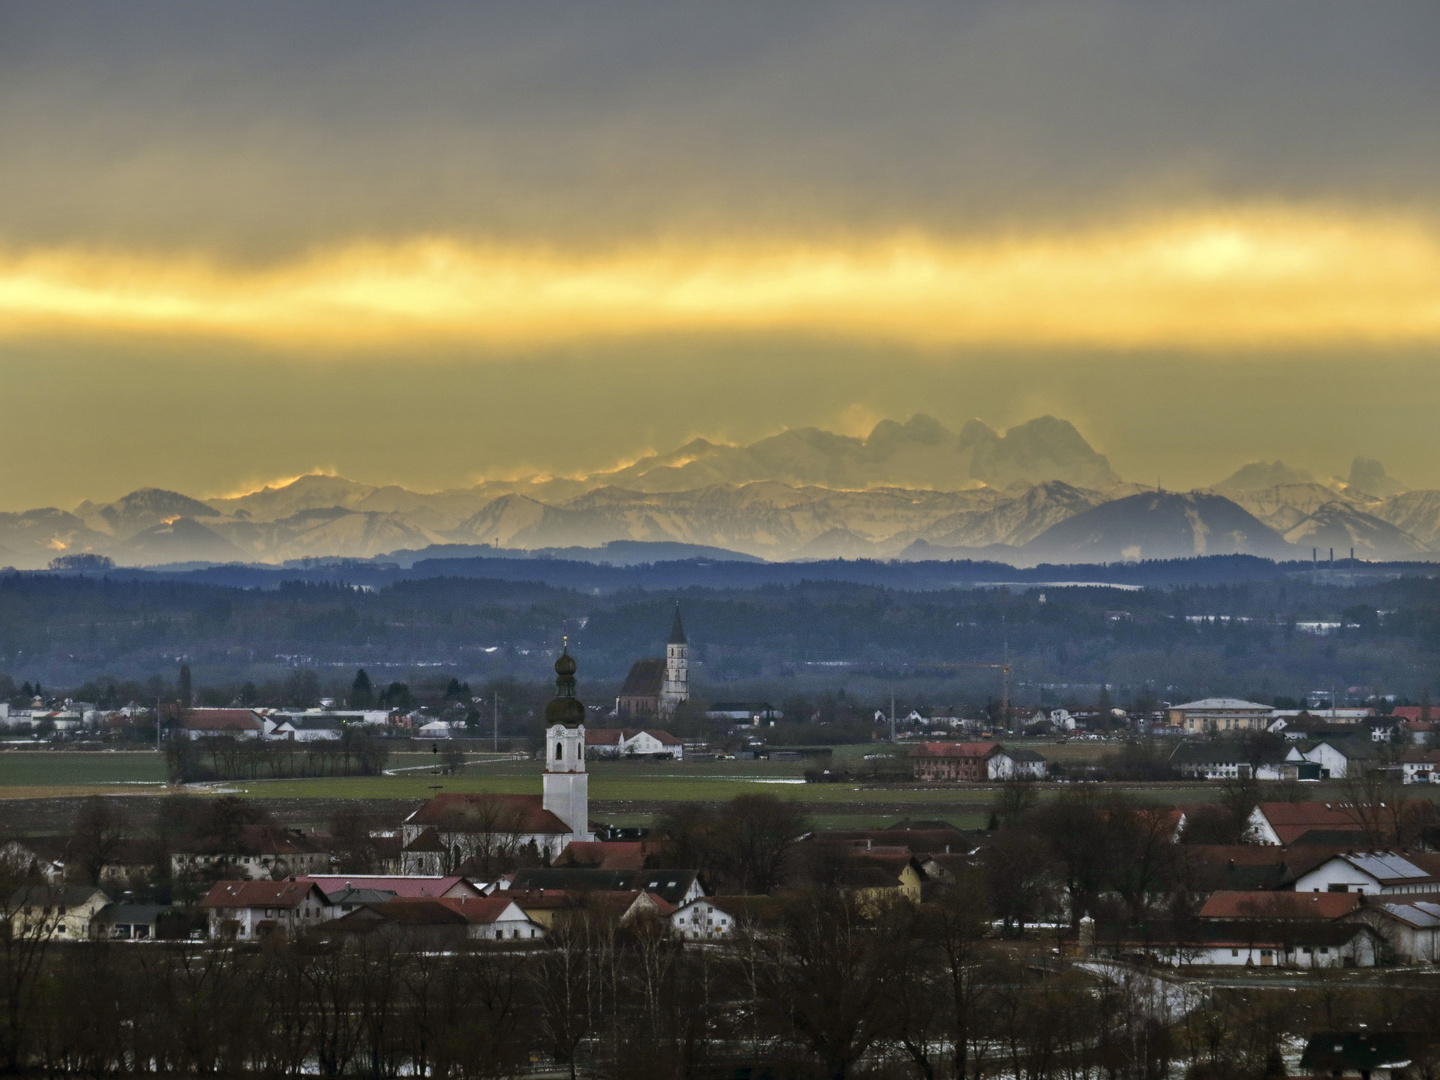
177;664;193;707
351;668;374;708
380;682;412;711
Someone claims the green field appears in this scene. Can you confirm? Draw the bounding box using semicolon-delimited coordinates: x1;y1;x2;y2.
0;745;1404;834
0;750;168;789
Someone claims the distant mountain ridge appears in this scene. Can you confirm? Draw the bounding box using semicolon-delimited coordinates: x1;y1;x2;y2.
3;414;1436;568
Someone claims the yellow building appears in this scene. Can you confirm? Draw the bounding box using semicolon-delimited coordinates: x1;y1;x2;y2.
1167;697;1273;734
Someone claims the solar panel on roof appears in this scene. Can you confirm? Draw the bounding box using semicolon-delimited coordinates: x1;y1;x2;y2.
1381;902;1440;929
1348;853;1430;880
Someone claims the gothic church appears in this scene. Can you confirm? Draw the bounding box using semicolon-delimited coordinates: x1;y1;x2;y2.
615;606;689;720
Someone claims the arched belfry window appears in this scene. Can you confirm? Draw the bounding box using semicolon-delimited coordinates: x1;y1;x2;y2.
555;742;563;760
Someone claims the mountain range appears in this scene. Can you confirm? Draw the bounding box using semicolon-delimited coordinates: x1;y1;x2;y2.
5;415;1437;568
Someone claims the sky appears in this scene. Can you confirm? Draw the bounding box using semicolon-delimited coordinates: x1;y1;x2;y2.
4;3;1440;509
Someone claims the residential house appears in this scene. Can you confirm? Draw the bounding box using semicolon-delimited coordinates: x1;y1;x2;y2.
507;867;705;908
91;903;170;941
8;886;112;940
990;747;1048;780
0;838;68;883
1389;707;1434;724
669;895;785;940
554;840;653;870
841;854;924;906
1292;852;1440;895
1402;721;1435;746
1244;802;1379;846
341;896;543;942
199;880;330;941
1179;845;1341;896
584;728;684;760
171;825;332;881
1399;749;1440;784
400;793;578;871
1166;698;1273;734
296;874;485;916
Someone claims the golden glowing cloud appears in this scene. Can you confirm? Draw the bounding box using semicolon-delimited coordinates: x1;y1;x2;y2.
2;206;1439;350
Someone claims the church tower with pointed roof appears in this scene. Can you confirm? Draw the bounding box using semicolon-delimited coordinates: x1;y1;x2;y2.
660;604;689;719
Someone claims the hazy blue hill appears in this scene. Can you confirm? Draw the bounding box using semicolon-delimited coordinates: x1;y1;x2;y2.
0;508;111;569
81;488;220;540
1024;491;1293;561
116;517;246;565
1282;501;1427;559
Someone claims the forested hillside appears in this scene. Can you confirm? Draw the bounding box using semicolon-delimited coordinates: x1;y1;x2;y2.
4;565;1440;705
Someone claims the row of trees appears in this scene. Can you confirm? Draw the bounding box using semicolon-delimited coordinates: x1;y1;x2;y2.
4;886;1439;1080
164;730;390;782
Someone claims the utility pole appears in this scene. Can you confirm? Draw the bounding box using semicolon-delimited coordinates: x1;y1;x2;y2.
155;695;162;753
889;692;896;743
493;691;500;753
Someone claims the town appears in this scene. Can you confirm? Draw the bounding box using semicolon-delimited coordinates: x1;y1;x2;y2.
8;3;1440;1076
4;612;1440;1076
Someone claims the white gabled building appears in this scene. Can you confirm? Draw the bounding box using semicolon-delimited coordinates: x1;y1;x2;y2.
1293;852;1440;896
585;728;684;760
669;895;782;940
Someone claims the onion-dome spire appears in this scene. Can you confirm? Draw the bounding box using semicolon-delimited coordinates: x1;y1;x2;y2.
545;637;586;725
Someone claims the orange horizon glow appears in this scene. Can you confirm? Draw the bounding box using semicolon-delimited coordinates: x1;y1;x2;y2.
3;206;1440;351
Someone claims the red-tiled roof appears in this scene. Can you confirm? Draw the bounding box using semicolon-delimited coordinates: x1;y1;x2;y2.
182;709;264;732
352;900;468;926
909;742;1000;759
199;880;325;910
404;793;572;835
175;825;327;858
402;827;445;853
1254;802;1372;845
398;895;523;925
1199;890;1361;920
1390;707;1433;723
298;875;479;900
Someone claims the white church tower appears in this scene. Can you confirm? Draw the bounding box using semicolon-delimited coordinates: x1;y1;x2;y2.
542;646;592;842
660;604;689;719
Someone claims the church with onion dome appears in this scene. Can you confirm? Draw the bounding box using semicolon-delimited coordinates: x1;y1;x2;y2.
398;646;593;873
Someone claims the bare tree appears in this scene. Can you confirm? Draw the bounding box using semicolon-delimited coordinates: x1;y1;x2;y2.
713;794;811;894
71;796;129;886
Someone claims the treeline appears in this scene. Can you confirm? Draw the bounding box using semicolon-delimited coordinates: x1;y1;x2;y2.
164;732;390;782
12;889;1440;1079
11;567;1440;700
